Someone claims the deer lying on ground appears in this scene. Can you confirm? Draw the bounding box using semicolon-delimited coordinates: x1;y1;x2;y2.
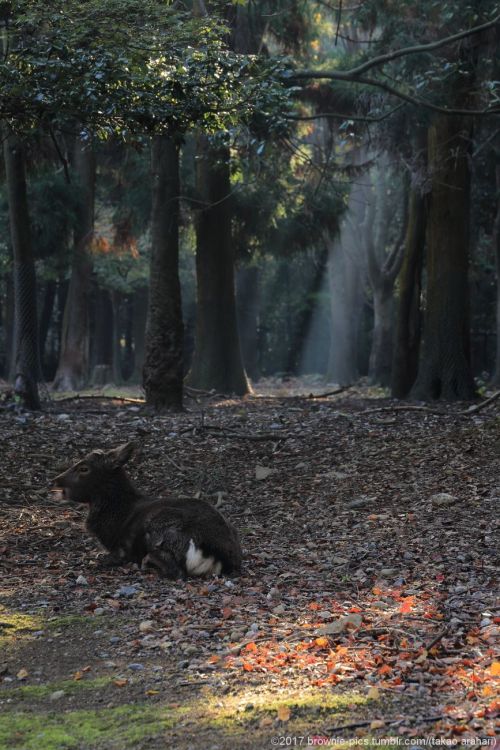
51;442;242;579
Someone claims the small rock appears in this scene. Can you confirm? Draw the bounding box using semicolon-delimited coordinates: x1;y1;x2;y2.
127;663;144;671
348;498;370;509
380;568;398;577
184;645;198;656
139;620;155;633
332;556;348;565
430;493;458;507
372;601;389;610
75;575;88;586
94;608;105;616
272;604;285;615
115;586;138;598
109;636;121;644
49;690;65;701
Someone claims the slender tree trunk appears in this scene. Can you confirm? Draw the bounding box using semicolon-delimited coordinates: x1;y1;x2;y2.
187;137;249;394
111;290;122;384
130;287;148;383
326;235;363;385
91;287;113;370
391;188;426;397
4;271;14;380
38;279;57;378
490;164;500;385
411;117;476;400
53;139;95;391
369;284;394;386
236;264;260;380
143;136;183;410
3;132;41;409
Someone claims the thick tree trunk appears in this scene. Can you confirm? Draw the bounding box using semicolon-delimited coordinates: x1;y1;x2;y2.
130;287;148;383
187;137;249;395
391;188;426;397
3;271;14;380
3;132;41;409
490;164;500;385
53;140;95;391
143;136;183;410
411;117;476;401
369;285;394;386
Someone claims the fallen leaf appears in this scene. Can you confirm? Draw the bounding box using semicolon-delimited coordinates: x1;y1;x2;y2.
367;687;380;700
255;465;274;480
16;668;28;680
277;706;291;722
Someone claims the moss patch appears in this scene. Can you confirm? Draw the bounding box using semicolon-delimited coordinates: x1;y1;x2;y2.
2;676;113;702
0;608;43;645
0;704;174;750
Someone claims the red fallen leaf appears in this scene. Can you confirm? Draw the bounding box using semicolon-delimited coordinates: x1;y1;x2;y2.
242;662;254;671
308;602;321;611
399;596;415;614
349;606;362;613
244;642;258;652
378;664;392;675
113;678;128;687
207;655;221;664
314;637;329;648
372;586;383;596
436;573;445;582
222;607;233;619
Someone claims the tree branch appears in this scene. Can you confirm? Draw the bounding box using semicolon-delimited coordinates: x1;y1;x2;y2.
285;104;405;123
294;13;500;79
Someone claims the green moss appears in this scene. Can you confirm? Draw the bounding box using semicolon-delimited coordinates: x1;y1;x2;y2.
0;609;43;645
3;676;113;702
46;614;98;630
0;704;174;750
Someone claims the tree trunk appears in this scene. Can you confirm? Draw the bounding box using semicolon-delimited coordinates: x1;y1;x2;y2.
391;188;426;397
490;164;500;385
143;136;184;410
91;287;113;370
111;290;122;384
326;235;363;385
3;271;14;380
369;284;394;386
53;139;95;391
236;264;260;380
130;287;148;383
411;117;476;401
3;132;41;409
187;137;249;395
38;279;57;379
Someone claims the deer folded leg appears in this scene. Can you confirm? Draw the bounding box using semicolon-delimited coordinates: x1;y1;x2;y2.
141;551;185;579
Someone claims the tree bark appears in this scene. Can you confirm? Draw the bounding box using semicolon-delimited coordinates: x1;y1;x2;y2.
411;116;476;401
130;287;148;383
391;187;426;397
369;284;395;386
53;139;95;391
143;136;184;410
38;279;57;378
187;137;249;395
236;264;260;380
489;164;500;385
3;132;41;409
111;290;122;384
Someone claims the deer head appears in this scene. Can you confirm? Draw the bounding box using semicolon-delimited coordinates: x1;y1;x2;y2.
51;442;136;503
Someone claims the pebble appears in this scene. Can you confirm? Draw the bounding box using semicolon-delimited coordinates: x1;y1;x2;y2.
49;690;66;701
94;608;105;616
109;636;121;644
75;575;88;586
127;663;144;671
115;586;138;598
380;568;398;576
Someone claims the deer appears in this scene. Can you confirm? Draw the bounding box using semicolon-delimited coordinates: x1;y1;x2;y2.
51;442;242;579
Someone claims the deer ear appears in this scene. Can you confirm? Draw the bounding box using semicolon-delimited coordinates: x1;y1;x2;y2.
108;442;137;468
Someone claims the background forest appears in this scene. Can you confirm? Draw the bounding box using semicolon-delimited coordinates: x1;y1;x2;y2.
0;0;499;408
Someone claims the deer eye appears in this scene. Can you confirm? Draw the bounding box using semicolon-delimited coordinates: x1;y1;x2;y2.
78;465;90;474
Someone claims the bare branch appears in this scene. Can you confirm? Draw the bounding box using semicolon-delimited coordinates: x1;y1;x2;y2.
294;13;500;79
285;104;405;123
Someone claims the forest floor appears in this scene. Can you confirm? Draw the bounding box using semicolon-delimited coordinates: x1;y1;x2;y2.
0;378;498;750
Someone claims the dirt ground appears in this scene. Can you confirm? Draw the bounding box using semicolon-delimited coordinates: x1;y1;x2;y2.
0;380;499;749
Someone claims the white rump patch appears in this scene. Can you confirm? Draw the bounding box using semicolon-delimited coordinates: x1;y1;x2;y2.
185;539;222;576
